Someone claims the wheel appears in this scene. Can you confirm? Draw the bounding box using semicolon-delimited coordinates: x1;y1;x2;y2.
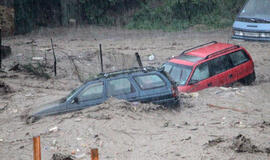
26;116;37;124
239;71;256;85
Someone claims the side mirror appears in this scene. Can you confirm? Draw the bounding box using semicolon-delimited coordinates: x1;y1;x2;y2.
71;97;79;104
189;79;199;85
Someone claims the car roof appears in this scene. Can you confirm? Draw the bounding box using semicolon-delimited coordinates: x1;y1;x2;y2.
186;43;235;58
86;66;163;82
169;42;238;66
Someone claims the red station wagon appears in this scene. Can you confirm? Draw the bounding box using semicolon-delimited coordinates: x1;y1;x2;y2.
163;41;256;92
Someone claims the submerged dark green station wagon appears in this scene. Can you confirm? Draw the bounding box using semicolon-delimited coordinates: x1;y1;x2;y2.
27;67;179;123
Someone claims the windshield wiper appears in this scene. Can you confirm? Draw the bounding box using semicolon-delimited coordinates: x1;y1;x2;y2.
238;16;270;23
251;17;270;23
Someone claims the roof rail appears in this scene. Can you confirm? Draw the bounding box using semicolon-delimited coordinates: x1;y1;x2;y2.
205;45;240;59
97;66;157;78
180;41;217;55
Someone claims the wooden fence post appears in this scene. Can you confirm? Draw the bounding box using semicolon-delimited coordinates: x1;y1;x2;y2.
33;136;41;160
99;44;103;73
0;28;2;69
51;38;57;76
91;148;99;160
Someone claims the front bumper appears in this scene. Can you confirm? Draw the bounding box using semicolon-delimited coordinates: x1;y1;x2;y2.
232;35;270;41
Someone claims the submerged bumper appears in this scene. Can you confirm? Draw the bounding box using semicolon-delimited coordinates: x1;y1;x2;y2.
153;97;180;107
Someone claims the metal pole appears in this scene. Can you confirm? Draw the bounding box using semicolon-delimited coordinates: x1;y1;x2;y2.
33;136;41;160
91;148;99;160
135;52;143;68
51;38;57;76
99;44;104;73
0;29;2;69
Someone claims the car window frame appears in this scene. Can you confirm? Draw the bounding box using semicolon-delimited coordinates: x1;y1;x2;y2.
133;73;167;90
106;77;136;97
77;81;104;102
208;54;234;77
227;49;250;67
189;61;210;83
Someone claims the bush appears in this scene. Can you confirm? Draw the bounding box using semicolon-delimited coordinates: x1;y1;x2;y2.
127;0;246;31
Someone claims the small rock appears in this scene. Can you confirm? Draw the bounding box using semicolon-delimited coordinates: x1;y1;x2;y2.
0;139;3;142
206;137;225;147
163;121;169;127
0;103;8;112
52;139;57;146
76;137;82;141
190;128;198;131
71;150;76;155
74;153;86;159
52;153;74;160
190;92;199;98
49;126;59;132
231;134;263;153
25;93;34;97
74;118;81;122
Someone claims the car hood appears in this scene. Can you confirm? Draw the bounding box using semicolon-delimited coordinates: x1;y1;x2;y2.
30;98;66;117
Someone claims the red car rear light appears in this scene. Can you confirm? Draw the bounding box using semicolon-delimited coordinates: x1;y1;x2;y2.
172;86;179;97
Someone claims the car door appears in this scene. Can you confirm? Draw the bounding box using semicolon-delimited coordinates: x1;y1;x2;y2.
228;50;253;80
208;54;234;87
67;80;106;112
106;76;139;101
187;61;211;92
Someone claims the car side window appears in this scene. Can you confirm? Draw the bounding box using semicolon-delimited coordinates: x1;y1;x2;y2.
229;50;249;66
210;55;232;76
78;82;104;101
134;74;165;90
191;62;210;82
107;78;134;96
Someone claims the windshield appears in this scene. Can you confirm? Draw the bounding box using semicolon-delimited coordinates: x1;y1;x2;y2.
238;0;270;21
163;63;192;86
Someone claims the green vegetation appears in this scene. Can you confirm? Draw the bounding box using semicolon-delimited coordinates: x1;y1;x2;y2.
13;0;246;34
126;0;246;31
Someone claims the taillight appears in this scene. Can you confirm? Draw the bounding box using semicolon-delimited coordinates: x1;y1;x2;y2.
172;86;179;97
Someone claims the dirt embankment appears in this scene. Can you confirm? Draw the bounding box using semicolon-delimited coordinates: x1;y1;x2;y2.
0;26;270;160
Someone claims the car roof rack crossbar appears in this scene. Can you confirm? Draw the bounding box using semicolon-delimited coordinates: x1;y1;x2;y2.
205;45;240;59
180;41;217;55
97;66;157;78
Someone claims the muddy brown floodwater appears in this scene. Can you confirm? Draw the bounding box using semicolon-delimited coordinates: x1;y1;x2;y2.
0;26;270;160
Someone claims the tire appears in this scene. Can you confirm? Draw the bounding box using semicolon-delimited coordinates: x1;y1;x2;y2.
239;71;256;85
26;116;37;124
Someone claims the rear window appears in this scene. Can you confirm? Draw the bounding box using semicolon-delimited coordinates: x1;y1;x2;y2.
229;50;249;66
134;74;166;90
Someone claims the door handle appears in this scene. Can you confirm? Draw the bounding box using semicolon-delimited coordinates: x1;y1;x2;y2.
229;74;233;78
208;82;212;87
